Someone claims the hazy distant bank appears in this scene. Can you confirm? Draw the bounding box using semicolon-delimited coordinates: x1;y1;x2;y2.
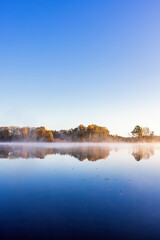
0;124;159;143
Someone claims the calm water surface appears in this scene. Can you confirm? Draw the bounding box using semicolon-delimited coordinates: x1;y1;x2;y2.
0;143;160;240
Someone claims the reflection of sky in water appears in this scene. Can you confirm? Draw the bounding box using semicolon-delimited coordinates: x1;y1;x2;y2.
0;144;160;239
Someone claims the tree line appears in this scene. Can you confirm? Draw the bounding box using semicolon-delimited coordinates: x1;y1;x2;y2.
52;124;110;142
0;124;159;142
0;126;53;142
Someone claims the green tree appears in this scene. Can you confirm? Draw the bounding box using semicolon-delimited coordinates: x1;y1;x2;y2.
131;125;143;139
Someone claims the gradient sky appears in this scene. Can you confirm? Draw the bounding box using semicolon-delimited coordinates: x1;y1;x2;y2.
0;0;160;136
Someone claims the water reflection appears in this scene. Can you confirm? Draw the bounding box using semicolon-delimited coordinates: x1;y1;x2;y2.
0;143;160;240
54;146;111;161
0;144;157;161
0;145;111;161
132;145;154;161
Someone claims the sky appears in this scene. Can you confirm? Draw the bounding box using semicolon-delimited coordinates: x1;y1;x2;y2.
0;0;160;136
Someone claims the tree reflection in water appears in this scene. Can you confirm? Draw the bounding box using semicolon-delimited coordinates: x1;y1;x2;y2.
0;145;111;161
132;145;154;161
0;144;156;161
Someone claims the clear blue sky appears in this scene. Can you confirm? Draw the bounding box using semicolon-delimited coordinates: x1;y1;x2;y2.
0;0;160;136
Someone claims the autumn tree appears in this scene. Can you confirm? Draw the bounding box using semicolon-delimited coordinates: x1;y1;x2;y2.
45;130;54;142
20;127;28;139
35;127;46;140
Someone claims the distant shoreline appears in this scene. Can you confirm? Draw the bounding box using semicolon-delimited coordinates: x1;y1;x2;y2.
0;125;159;143
0;141;160;145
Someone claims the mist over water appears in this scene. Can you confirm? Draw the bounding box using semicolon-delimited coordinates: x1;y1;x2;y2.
0;143;160;239
0;142;159;161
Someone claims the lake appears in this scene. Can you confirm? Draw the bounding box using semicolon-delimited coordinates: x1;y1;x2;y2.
0;143;160;240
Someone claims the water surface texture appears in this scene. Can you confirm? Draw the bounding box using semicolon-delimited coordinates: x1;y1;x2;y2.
0;143;160;240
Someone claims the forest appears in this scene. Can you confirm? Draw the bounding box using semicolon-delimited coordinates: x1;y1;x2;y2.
0;124;159;142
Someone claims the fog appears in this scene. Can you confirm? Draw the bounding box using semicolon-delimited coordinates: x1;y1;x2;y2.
0;142;160;161
1;141;160;148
